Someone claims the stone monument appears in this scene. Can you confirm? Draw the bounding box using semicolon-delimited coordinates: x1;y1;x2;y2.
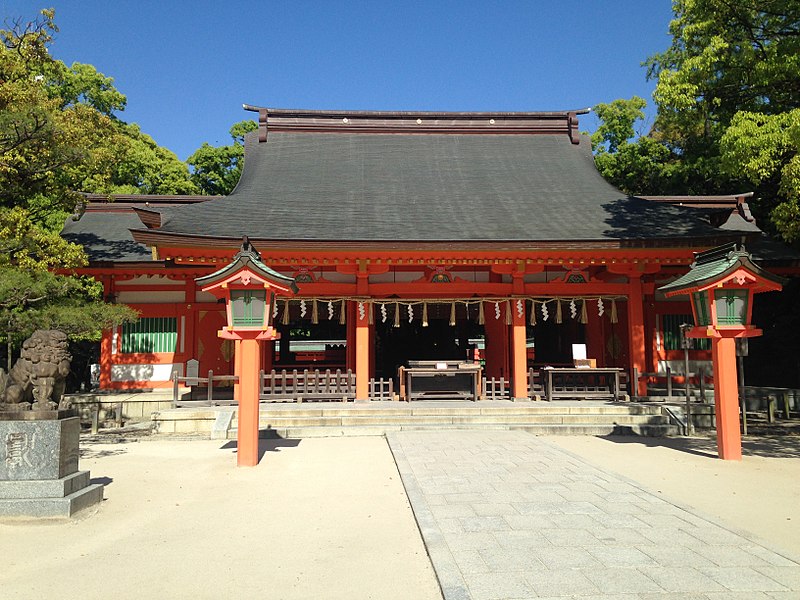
0;330;104;518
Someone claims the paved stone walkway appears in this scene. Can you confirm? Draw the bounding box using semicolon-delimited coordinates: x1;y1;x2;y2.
387;430;800;600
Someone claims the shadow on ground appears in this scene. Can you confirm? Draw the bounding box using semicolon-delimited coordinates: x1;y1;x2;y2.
600;431;800;459
220;437;302;462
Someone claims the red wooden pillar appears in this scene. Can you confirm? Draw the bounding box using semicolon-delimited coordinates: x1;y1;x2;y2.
233;340;242;402
510;300;528;400
99;328;113;389
712;336;742;460
484;302;509;380
346;301;356;372
237;338;262;467
355;301;370;401
627;275;647;396
585;307;604;367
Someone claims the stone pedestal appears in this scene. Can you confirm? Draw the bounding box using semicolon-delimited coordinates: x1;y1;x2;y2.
0;412;103;518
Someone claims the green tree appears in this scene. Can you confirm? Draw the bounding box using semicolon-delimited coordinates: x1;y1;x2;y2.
642;0;800;240
0;10;139;367
187;120;257;195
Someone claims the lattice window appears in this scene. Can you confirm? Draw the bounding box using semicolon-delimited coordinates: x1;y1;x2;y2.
662;314;710;351
121;317;177;353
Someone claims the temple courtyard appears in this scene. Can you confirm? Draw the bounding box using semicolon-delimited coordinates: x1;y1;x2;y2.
1;432;799;599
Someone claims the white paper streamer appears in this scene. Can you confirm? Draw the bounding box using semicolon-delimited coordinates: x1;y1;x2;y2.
299;299;307;318
495;302;501;320
570;299;577;319
380;303;388;323
541;302;549;321
327;301;334;320
407;304;414;323
597;298;604;317
358;302;366;320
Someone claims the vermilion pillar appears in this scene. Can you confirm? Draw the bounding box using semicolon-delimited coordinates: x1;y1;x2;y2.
233;339;242;402
237;338;262;467
627;275;647;396
511;301;528;400
355;302;370;401
712;336;742;461
484;302;509;380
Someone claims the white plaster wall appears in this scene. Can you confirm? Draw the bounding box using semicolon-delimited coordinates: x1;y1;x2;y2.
111;363;182;382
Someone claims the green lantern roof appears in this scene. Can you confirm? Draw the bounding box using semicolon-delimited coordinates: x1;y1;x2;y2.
659;243;785;295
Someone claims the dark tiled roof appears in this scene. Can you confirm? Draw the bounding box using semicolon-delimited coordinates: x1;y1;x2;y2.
62;212;152;262
154;130;751;242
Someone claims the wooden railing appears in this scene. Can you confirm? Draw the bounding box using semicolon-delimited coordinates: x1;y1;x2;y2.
172;371;238;407
260;368;356;402
482;377;509;400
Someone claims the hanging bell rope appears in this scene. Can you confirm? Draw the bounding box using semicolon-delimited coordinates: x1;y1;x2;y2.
580;299;588;324
478;301;485;325
610;299;618;324
529;300;537;325
339;299;346;325
555;299;563;324
311;299;319;324
505;300;512;325
449;302;456;326
368;301;374;325
393;302;401;328
422;302;429;327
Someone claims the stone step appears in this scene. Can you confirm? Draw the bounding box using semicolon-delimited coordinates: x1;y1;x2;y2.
228;422;679;439
234;414;671;428
256;405;666;417
152;403;676;437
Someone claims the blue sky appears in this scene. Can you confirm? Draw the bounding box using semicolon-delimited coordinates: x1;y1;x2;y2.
3;1;675;160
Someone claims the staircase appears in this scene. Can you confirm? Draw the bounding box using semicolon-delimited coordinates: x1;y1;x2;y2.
152;402;679;439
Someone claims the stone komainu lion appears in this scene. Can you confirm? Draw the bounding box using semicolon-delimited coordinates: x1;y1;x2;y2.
0;330;72;410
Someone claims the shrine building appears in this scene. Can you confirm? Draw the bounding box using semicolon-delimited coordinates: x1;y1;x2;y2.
62;106;785;400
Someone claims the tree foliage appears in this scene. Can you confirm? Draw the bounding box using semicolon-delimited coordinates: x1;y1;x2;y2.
187;120;257;195
0;10;145;363
594;1;800;242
